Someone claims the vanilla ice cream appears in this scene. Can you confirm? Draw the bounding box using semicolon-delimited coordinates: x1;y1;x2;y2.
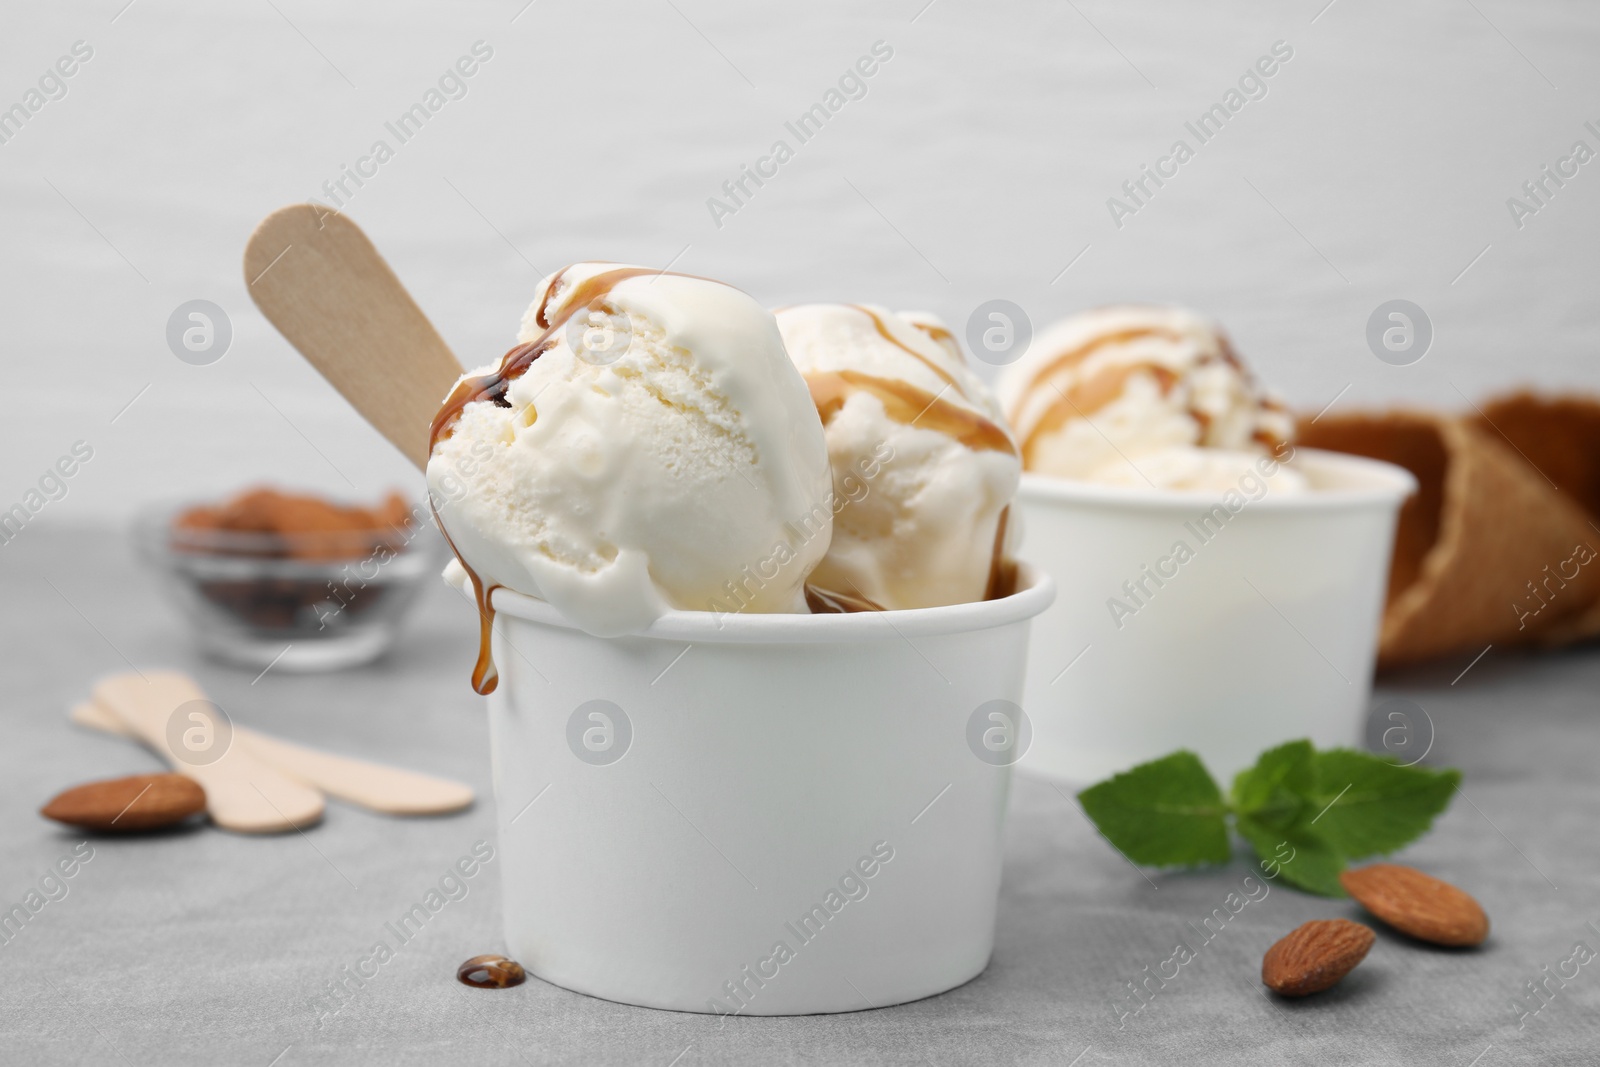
776;304;1020;611
997;305;1304;493
428;264;833;682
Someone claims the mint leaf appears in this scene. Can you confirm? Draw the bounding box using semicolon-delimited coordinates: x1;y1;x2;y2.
1235;813;1347;897
1231;740;1349;895
1078;751;1230;867
1230;739;1315;829
1300;749;1460;859
1078;740;1461;895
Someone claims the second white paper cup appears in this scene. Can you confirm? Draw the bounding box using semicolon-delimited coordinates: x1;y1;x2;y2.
459;565;1053;1015
1014;448;1415;786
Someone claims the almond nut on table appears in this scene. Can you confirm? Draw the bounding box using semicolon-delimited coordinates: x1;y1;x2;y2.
1262;919;1376;996
41;773;207;832
1339;863;1490;948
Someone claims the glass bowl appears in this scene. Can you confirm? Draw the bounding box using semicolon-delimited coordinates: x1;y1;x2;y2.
136;501;446;672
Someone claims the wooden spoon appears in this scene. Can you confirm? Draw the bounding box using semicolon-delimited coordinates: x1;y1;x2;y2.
72;698;474;816
243;204;465;470
92;672;326;834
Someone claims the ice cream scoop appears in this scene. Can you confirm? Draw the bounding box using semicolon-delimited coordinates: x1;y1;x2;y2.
997;305;1302;493
429;264;833;688
776;303;1020;610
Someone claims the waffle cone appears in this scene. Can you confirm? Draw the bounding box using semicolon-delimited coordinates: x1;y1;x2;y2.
1299;409;1600;666
1475;392;1600;643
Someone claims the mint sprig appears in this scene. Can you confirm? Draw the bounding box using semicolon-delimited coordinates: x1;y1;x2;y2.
1076;740;1460;896
1076;752;1232;867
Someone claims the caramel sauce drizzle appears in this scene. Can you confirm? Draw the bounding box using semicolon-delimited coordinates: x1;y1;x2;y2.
804;584;884;614
431;267;674;449
1251;388;1292;451
1019;357;1186;468
845;304;968;399
1216;332;1246;372
803;306;1021;608
985;505;1015;602
1015;316;1278;466
430;509;503;695
1016;320;1274;464
909;319;956;347
429;265;702;695
806;369;1016;456
1024;327;1184;391
1019;334;1285;471
1016;328;1172;463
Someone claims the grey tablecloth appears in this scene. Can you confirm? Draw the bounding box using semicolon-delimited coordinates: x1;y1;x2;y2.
3;527;1596;1065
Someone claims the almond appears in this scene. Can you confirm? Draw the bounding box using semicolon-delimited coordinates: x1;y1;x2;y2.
1262;919;1375;996
1339;864;1488;947
41;773;206;832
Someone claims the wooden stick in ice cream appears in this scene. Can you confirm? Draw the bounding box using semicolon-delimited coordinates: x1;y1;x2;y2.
243;204;465;470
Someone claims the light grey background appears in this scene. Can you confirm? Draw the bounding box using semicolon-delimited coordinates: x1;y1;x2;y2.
2;0;1598;518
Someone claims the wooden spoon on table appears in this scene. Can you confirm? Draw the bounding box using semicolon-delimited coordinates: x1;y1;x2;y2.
93;672;326;834
72;696;475;817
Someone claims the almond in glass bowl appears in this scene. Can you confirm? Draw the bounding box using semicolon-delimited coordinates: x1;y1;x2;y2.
137;487;444;671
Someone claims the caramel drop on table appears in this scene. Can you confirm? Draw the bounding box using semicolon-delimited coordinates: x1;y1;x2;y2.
457;954;526;989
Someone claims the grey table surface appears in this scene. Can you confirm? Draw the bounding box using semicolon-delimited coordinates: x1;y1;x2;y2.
3;526;1597;1066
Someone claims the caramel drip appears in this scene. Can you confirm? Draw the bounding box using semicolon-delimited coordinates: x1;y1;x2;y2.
812;307;1016;604
429;497;502;694
1020;337;1286;468
1252;393;1291;450
1019;361;1179;467
806;369;1016;456
1212;329;1290;445
1022;327;1186;398
429;265;711;694
1214;329;1246;373
456;954;526;989
985;505;1013;602
1016;327;1180;461
532;265;574;330
473;582;503;693
805;507;1014;611
431;267;676;450
805;584;884;614
846;304;967;399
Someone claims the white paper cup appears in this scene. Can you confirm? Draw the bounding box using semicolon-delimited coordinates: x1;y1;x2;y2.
457;565;1053;1015
1014;448;1415;786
